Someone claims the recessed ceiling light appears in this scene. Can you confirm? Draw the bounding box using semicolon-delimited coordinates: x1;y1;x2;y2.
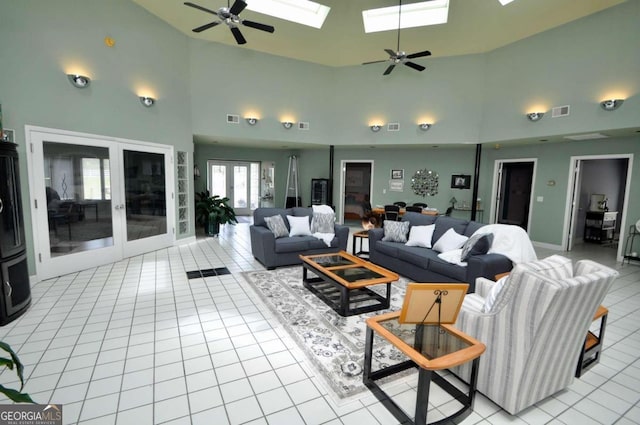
498;0;516;5
563;133;609;141
246;0;330;29
362;0;449;33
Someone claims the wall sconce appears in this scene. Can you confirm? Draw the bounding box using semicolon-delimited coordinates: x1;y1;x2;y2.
370;125;382;132
418;123;432;131
67;74;90;88
246;117;259;125
526;112;544;122
139;96;155;107
194;164;201;178
600;99;624;111
282;121;293;129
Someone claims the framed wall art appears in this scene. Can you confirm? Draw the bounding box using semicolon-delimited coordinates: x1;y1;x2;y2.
391;169;404;180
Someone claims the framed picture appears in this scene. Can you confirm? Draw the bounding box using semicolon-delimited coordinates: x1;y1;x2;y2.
399;283;469;324
391;169;404;180
389;180;404;192
451;174;471;189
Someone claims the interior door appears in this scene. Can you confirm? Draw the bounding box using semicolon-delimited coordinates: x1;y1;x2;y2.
120;146;174;258
496;162;534;230
28;128;174;280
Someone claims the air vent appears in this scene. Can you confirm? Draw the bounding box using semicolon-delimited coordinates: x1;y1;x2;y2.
551;105;570;118
387;122;400;131
226;114;240;124
298;122;309;130
564;133;609;141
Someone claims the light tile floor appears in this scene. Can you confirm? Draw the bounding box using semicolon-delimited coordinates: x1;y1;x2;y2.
1;221;639;425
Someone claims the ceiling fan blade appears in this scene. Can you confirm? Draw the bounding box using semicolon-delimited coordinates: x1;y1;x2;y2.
404;61;426;72
406;50;432;59
192;21;221;33
184;2;219;16
230;26;247;44
362;59;388;65
242;20;275;33
383;64;396;75
384;49;397;58
229;0;247;16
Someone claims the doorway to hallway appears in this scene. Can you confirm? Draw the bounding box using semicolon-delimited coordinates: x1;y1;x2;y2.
491;159;536;231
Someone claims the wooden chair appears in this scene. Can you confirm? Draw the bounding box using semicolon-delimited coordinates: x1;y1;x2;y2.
405;205;423;213
393;201;407;208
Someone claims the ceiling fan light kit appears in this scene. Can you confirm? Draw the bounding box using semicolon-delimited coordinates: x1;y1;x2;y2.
362;0;431;75
184;0;275;45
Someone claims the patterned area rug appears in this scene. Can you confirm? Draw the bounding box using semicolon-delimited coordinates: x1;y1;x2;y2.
241;266;411;400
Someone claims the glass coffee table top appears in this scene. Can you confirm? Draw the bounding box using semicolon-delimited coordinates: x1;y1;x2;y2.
332;267;385;282
310;254;355;268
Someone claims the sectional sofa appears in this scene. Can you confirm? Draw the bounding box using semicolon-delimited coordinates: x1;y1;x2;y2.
368;212;513;291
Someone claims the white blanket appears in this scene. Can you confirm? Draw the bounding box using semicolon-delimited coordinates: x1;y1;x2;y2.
314;232;335;247
472;224;537;264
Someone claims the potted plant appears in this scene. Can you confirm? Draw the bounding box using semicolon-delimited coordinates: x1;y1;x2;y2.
195;191;238;236
1;341;34;403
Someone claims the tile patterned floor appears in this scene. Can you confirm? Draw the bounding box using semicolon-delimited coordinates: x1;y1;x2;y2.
1;222;639;424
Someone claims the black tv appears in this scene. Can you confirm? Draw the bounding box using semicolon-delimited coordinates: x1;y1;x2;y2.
451;174;471;189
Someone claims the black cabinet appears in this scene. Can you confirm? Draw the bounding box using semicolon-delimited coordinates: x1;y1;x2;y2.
311;179;329;205
0;142;30;325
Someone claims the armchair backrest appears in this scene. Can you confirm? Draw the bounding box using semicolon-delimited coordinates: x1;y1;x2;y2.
455;255;618;414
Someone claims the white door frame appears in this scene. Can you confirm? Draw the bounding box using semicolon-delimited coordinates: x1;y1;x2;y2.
339;160;374;224
26;125;175;281
489;158;537;232
562;153;633;261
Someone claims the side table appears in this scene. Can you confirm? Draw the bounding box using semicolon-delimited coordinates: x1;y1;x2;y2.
364;311;485;425
352;230;369;258
576;305;608;377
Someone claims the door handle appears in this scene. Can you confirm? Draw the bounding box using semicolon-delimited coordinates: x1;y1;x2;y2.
0;197;3;213
115;204;125;210
5;281;12;298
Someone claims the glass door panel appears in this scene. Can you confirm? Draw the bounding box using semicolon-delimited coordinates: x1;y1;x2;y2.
43;142;114;257
123;150;167;241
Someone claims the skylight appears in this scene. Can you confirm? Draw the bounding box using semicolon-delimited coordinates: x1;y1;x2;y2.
245;0;330;29
362;0;449;33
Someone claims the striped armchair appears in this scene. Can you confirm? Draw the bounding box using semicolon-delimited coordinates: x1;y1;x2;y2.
453;255;618;415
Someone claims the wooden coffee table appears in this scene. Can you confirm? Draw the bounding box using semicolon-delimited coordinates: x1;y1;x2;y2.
364;311;486;425
299;251;399;317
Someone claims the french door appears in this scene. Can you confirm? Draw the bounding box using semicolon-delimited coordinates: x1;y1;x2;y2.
208;160;260;216
27;127;174;280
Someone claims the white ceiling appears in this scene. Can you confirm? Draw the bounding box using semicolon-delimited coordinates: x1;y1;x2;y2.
132;0;624;67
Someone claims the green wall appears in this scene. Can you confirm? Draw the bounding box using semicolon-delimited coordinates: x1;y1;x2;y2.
2;0;640;275
0;0;194;273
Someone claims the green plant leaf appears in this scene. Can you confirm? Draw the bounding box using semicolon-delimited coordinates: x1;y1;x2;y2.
0;384;35;403
0;357;14;369
0;341;26;388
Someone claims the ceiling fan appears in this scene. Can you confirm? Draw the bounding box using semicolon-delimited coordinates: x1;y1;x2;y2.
184;0;275;45
362;0;432;75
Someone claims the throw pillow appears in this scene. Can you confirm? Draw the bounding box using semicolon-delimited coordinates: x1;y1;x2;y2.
287;215;312;237
461;233;494;262
382;220;410;243
432;228;469;253
264;215;289;238
311;212;335;233
482;274;510;313
405;224;436;248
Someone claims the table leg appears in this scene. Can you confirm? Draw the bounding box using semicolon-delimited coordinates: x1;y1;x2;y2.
415;368;432;425
352;235;356;256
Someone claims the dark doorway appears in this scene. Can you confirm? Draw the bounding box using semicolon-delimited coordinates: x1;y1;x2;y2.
342;162;373;224
497;162;534;230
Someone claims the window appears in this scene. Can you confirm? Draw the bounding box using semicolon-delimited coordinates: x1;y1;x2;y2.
82;158;111;200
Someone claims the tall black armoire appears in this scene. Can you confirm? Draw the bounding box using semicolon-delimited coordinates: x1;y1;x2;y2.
0;142;30;325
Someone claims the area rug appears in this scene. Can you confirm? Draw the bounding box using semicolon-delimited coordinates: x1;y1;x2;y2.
241;266;412;400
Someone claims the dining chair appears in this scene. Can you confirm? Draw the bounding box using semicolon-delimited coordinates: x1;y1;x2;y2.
405;206;423;213
393;201;407;208
413;202;428;208
384;204;401;221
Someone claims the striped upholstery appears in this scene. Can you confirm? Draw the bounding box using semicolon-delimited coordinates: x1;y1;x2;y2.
453;255;618;415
